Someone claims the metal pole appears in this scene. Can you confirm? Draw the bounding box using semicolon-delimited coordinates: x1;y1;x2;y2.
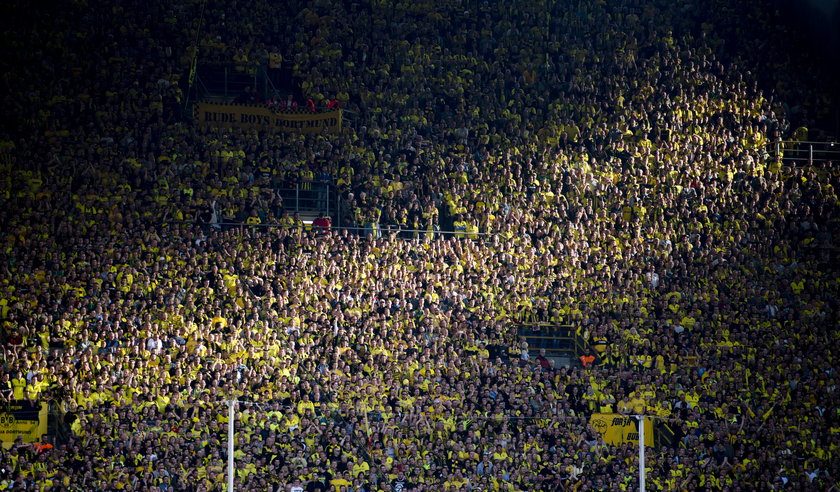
227;400;235;492
336;184;341;228
809;144;813;166
638;415;646;492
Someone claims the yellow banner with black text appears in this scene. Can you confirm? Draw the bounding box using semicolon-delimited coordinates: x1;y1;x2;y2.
589;413;654;447
0;402;48;449
196;102;342;134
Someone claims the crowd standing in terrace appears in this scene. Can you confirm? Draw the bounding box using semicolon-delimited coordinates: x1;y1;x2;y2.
1;0;839;490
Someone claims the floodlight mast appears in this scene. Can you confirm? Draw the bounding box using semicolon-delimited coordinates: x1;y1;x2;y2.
227;400;236;492
637;414;646;492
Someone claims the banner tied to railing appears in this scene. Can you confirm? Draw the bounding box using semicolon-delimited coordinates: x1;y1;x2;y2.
196;102;342;134
589;413;654;446
1;401;48;449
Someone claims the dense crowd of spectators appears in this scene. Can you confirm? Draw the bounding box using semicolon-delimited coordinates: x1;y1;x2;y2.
0;0;838;490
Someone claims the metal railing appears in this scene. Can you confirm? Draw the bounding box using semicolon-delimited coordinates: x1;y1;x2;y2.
194;67;248;101
516;322;585;358
194;62;276;102
342;109;359;131
768;140;840;164
49;401;72;446
204;221;492;241
655;420;677;450
275;181;337;216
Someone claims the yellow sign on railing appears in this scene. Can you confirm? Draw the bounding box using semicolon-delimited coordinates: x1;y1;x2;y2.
196;102;342;134
589;413;653;447
0;402;48;449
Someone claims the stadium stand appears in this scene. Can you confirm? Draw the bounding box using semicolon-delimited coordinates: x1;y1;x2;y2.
0;0;838;490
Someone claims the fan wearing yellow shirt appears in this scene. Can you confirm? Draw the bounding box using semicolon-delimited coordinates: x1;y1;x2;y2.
11;371;27;401
330;472;352;488
491;444;510;462
349;459;370;478
297;393;316;416
284;407;301;431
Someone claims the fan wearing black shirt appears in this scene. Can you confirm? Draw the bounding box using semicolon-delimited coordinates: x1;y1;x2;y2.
391;469;412;491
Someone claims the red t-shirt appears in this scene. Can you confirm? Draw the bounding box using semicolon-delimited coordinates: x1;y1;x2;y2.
313;217;331;230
